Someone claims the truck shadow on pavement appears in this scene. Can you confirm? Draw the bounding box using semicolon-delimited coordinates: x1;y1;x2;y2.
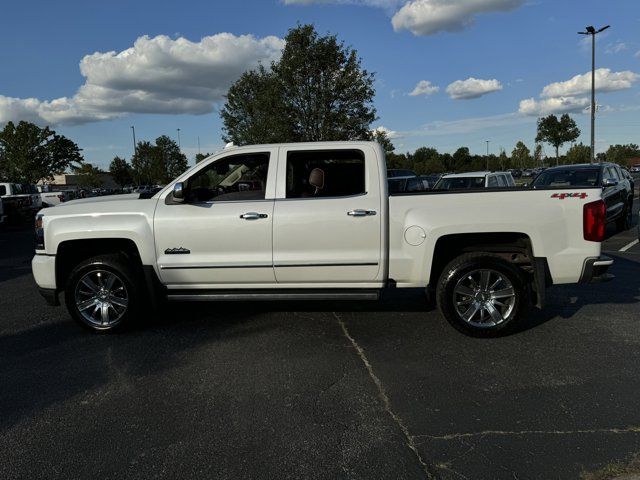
1;256;637;431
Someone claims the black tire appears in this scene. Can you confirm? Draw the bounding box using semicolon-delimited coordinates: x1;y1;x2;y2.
436;253;530;337
64;254;141;332
616;204;630;232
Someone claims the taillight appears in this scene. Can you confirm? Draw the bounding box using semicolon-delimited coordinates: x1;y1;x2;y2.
58;194;65;202
583;200;606;242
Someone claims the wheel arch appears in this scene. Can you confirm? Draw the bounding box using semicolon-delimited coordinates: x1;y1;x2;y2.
427;232;549;307
56;238;144;291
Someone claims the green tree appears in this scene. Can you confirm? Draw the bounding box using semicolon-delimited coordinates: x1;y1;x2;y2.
131;137;189;185
195;152;212;163
156;135;188;183
410;147;441;173
372;129;395;155
511;141;531;169
535;114;581;164
0;120;83;184
565;143;591;164
74;163;102;188
221;66;291;145
109;156;133;187
604;144;640;165
221;24;377;144
452;147;471;172
533;143;544;167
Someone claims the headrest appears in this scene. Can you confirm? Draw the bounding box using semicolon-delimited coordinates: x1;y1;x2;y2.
309;168;325;189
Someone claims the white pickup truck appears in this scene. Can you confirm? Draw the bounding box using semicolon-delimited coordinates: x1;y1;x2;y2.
32;141;613;336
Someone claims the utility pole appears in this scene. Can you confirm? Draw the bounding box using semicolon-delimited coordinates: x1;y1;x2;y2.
578;25;610;164
130;126;137;157
485;140;490;170
176;128;181;150
130;126;138;186
197;136;201;155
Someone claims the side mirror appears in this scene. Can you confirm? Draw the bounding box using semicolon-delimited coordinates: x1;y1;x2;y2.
173;182;185;201
602;178;618;188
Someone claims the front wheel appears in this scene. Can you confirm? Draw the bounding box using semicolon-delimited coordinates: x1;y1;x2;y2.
436;253;530;337
64;254;140;332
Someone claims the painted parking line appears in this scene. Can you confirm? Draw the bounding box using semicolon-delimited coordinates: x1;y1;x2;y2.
620;239;639;252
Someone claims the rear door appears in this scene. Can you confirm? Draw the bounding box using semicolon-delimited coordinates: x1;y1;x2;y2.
272;145;384;284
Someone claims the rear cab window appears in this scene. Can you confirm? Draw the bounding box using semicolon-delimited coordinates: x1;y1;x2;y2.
285;149;365;199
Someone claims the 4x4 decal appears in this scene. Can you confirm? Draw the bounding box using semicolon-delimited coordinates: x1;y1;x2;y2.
551;192;588;199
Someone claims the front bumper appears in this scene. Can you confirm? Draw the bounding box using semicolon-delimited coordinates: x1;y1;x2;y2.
32;254;60;306
32;254;57;289
579;255;614;284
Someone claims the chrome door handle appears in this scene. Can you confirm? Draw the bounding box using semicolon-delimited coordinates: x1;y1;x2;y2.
240;212;268;220
347;209;377;217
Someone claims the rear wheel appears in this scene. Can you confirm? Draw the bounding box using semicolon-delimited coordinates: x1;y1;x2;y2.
65;254;140;332
436;253;529;337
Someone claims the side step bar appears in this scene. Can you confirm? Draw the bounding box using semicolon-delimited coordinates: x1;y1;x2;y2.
167;289;380;302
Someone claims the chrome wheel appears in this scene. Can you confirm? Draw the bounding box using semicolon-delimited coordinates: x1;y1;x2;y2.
453;269;516;328
74;269;129;328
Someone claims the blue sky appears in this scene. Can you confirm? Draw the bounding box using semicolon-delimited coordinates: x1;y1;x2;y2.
0;0;639;169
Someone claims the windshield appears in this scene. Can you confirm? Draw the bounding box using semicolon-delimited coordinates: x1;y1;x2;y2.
532;168;600;187
435;176;485;190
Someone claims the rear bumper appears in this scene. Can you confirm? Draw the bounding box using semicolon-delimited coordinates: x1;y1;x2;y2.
579;255;614;284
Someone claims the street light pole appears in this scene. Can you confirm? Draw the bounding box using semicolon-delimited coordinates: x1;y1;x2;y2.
177;128;181;150
578;25;610;164
130;126;137;157
485;140;490;170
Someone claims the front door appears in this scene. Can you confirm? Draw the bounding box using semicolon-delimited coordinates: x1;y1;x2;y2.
154;148;277;287
272;146;384;285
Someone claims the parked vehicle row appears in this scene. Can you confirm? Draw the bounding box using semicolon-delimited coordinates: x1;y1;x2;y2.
434;171;516;190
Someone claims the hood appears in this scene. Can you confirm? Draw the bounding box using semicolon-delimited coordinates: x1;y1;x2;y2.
60;193;142;206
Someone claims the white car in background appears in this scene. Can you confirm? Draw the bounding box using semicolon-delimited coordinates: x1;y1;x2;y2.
434;171;516;190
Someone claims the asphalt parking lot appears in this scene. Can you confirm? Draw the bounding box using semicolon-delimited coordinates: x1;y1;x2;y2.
1;202;639;480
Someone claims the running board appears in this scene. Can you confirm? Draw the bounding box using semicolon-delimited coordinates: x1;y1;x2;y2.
167;289;380;302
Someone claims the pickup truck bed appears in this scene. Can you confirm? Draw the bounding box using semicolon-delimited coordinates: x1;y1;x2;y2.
32;141;612;336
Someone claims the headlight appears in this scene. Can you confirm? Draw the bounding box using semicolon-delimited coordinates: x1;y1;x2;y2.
35;213;45;250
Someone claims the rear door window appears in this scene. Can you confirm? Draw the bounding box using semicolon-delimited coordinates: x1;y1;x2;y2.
488;176;499;188
286;150;365;199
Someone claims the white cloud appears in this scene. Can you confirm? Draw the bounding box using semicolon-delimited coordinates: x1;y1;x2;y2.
372;125;401;138
0;33;284;126
605;42;627;54
518;97;590;116
409;80;439;96
541;68;639;98
445;77;503;99
517;68;639;117
403;112;531;137
283;0;403;7
391;0;525;36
